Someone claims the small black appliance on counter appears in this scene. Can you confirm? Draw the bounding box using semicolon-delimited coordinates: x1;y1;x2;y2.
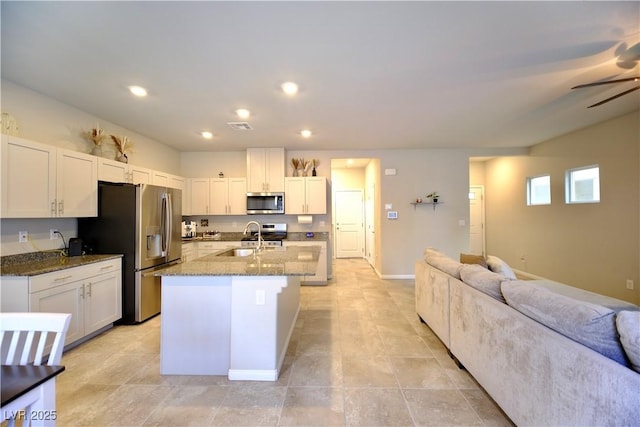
68;238;83;256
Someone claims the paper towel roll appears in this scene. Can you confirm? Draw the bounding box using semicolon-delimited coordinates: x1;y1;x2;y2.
297;215;313;224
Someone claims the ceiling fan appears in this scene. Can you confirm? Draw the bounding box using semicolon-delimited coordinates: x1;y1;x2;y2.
571;76;640;108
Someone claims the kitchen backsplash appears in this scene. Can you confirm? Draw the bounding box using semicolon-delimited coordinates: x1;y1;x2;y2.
182;214;332;234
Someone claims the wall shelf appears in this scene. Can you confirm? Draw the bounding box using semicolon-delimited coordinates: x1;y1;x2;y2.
411;201;442;211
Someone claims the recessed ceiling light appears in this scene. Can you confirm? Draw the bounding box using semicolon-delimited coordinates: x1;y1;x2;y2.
128;85;148;97
300;129;312;138
281;82;299;96
201;131;213;139
236;108;250;119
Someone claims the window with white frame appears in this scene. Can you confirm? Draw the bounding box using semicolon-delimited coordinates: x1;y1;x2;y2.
566;165;600;203
527;175;551;205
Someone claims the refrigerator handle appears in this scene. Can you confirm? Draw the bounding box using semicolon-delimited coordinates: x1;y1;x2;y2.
161;193;172;257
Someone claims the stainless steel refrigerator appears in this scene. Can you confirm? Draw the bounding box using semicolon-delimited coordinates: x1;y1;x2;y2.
78;181;181;324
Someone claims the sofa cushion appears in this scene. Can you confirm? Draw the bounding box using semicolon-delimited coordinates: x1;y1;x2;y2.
524;279;640;313
460;264;512;303
617;311;640;373
424;247;446;261
427;255;463;279
460;253;488;268
501;281;630;366
486;255;517;280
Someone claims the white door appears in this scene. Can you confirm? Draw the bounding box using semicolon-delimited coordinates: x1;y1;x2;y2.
334;189;364;258
469;186;485;255
365;184;376;266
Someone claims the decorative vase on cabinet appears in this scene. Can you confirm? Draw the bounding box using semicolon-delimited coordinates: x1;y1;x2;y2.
91;145;103;157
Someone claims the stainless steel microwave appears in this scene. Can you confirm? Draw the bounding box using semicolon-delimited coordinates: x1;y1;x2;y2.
246;192;284;214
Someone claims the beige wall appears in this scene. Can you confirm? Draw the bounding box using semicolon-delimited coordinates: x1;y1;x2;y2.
469;161;486;185
1;79;181;173
483;112;640;304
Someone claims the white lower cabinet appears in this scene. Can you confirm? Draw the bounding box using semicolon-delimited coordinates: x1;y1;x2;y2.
283;241;328;284
182;242;196;262
2;258;122;346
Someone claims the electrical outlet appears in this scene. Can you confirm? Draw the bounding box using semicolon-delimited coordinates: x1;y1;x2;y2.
626;279;635;290
19;231;28;243
50;229;59;240
255;290;266;305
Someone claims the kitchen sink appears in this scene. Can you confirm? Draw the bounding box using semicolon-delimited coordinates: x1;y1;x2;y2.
215;247;281;257
216;248;255;257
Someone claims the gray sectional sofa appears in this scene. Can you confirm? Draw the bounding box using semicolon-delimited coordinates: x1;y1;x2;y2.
415;249;640;426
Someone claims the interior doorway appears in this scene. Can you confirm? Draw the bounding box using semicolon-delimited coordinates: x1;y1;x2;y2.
334;189;364;258
331;158;375;261
365;183;376;266
469;185;485;255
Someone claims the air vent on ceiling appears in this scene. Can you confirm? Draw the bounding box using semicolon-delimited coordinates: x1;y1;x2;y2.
227;121;253;130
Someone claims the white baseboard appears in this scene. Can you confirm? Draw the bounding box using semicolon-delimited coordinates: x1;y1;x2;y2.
228;369;278;381
380;274;415;280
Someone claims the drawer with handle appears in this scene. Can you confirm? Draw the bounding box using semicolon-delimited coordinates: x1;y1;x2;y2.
29;259;121;293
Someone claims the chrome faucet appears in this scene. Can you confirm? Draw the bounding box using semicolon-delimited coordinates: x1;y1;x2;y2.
243;221;262;252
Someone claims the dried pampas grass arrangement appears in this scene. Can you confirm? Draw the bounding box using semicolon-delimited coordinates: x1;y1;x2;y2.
83;124;107;147
110;135;133;154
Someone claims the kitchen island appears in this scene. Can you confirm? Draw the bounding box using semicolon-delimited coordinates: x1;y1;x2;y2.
155;245;320;381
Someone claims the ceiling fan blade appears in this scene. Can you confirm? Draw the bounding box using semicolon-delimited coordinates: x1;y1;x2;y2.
572;77;639;89
587;86;640;108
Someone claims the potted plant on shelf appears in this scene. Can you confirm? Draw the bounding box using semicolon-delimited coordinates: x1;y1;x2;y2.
426;192;439;203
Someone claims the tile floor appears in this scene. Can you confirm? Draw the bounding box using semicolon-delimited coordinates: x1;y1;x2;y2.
57;258;514;426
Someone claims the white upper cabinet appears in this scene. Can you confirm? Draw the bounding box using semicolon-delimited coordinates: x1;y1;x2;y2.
1;135;97;218
97;158;129;183
209;177;247;215
128;165;153;185
246;148;285;193
2;135;56;218
189;178;210;215
168;174;186;191
56;149;98;217
188;177;246;216
152;170;170;186
285;176;326;214
97;159;156;186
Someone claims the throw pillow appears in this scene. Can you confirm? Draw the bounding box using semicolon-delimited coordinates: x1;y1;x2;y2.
616;311;640;373
459;264;511;303
486;255;517;280
501;281;630;367
460;253;488;269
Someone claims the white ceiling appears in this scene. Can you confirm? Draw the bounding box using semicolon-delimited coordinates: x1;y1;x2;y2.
1;1;638;153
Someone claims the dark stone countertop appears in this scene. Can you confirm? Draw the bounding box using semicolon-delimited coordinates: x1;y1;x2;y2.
156;245;320;277
1;251;123;277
